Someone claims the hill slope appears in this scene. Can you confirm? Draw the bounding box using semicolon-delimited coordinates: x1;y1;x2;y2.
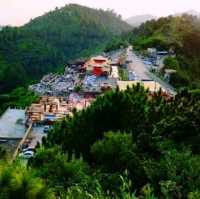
129;15;200;88
0;4;131;93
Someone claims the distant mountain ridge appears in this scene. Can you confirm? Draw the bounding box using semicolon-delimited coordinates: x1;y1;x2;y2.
175;9;200;17
126;10;200;28
126;14;156;27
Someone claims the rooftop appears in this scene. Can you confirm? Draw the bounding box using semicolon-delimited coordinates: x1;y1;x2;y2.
93;56;108;61
0;108;26;138
165;69;177;74
117;81;166;92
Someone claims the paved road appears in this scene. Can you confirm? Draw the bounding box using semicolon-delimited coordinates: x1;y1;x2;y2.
126;48;177;95
29;126;46;148
146;71;177;95
127;49;152;81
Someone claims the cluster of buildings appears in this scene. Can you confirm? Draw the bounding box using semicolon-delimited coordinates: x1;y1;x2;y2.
0;48;174;159
28;51;172;124
26;55;122;125
27;55;118;125
82;56;117;93
26;94;94;124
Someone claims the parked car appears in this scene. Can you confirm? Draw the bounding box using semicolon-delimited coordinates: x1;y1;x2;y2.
22;147;36;153
0;139;8;144
43;125;52;133
19;151;34;159
101;83;112;91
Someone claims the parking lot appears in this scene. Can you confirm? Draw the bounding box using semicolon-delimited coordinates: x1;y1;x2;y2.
83;75;117;92
127;50;152;81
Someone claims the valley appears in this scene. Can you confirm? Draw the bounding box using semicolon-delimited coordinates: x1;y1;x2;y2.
0;3;199;199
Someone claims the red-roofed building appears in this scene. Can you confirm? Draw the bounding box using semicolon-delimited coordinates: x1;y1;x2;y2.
84;56;111;76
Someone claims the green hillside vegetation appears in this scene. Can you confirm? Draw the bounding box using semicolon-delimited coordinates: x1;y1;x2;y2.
104;36;129;52
129;15;200;88
0;87;39;115
0;4;131;93
1;85;199;198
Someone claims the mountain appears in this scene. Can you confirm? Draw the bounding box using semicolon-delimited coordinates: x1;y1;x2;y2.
185;9;200;16
130;15;200;88
0;4;131;93
126;14;156;27
175;9;200;17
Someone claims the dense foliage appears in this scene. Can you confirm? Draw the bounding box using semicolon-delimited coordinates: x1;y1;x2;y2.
0;162;54;199
0;4;131;93
0;85;199;198
104;36;129;52
128;15;200;88
0;87;39;115
37;85;199;198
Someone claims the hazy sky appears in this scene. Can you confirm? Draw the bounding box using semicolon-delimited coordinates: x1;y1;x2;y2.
1;0;200;26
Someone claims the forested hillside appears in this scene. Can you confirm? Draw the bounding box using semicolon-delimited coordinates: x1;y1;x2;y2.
0;4;131;93
128;15;200;88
